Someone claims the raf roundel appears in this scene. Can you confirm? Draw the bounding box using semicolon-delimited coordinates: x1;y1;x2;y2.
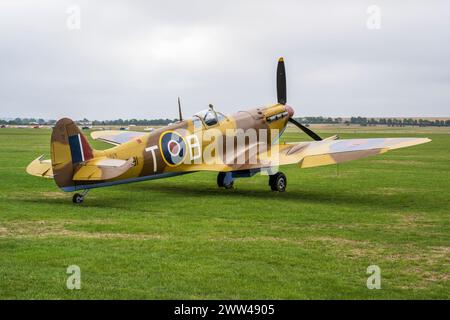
160;131;187;166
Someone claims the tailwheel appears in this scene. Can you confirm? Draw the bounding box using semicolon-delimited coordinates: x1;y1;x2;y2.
217;172;234;189
269;172;287;192
72;190;89;204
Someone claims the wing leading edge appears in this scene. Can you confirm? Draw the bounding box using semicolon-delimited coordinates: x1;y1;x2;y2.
90;130;147;146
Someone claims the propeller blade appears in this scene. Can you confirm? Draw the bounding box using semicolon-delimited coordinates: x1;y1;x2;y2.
288;118;322;141
276;57;287;105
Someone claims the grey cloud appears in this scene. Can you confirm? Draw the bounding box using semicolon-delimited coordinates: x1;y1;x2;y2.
0;0;449;120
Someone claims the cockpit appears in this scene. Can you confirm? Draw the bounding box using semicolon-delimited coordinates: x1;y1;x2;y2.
194;107;227;127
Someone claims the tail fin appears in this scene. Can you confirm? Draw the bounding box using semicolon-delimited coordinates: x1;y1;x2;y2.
51;118;95;189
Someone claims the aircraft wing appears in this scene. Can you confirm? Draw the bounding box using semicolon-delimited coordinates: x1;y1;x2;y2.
273;137;431;168
72;157;135;181
177;137;430;172
91;130;147;146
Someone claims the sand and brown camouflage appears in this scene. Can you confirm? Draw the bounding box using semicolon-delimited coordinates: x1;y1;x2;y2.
26;103;431;192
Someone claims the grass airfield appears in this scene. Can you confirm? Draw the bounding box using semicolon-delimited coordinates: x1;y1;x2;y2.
0;126;449;299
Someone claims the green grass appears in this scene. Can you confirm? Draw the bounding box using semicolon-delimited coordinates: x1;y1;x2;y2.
0;127;449;299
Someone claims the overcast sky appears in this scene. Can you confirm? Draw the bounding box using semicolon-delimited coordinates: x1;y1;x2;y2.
0;0;449;120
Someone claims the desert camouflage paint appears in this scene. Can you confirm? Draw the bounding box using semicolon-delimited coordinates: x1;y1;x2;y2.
26;103;430;192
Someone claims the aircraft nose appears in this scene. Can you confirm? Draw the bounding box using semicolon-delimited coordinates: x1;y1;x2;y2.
285;105;295;118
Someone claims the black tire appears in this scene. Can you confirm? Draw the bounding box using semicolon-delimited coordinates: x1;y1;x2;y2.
217;172;234;189
217;172;225;187
72;193;84;204
269;172;287;192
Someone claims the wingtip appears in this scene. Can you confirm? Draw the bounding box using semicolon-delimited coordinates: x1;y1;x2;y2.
387;137;432;150
415;137;432;145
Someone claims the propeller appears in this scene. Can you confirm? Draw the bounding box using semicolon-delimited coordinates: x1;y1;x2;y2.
276;57;323;141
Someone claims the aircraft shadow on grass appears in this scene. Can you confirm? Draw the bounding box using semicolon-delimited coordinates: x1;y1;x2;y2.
20;176;426;212
118;181;419;212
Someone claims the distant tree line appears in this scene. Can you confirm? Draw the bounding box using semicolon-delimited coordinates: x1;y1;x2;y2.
0;118;57;125
298;117;343;124
297;116;450;127
91;118;176;126
2;117;450;127
0;118;176;126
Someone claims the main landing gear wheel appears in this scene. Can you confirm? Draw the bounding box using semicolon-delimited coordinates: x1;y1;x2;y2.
72;193;84;204
269;172;287;192
72;190;89;204
217;172;234;189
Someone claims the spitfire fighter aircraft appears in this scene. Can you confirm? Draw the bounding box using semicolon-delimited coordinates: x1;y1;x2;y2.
27;58;430;203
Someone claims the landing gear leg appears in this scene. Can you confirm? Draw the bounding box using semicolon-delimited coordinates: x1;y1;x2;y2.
72;189;89;204
217;172;234;189
269;172;287;192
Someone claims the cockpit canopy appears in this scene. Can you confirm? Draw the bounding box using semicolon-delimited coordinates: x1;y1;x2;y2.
194;109;226;127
